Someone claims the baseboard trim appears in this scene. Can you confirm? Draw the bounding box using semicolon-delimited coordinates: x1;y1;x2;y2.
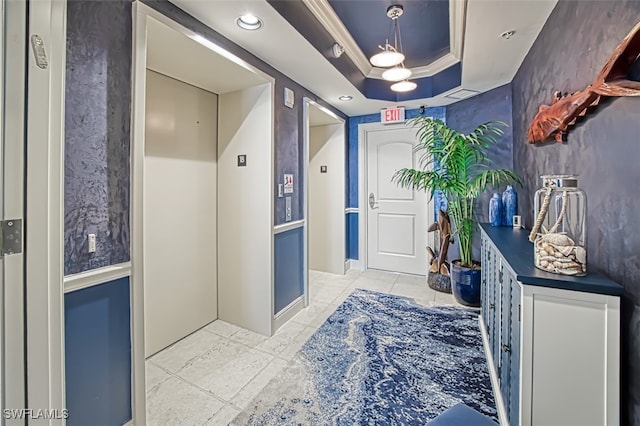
479;315;508;426
345;259;363;271
273;296;305;332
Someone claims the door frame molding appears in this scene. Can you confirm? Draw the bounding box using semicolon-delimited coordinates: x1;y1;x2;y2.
25;0;67;420
131;3;275;422
358;122;397;271
357;121;433;273
302;97;346;283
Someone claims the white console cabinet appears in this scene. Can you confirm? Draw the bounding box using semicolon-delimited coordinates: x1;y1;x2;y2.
480;225;622;426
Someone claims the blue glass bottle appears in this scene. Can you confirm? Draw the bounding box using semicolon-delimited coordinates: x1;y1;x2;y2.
502;185;518;226
489;193;502;227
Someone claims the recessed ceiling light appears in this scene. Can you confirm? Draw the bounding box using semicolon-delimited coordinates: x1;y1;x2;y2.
236;14;262;30
338;95;353;101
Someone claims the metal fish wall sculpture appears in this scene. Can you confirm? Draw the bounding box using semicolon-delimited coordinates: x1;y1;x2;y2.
528;21;640;144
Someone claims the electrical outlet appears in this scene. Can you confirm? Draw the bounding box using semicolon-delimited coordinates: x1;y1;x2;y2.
88;233;96;253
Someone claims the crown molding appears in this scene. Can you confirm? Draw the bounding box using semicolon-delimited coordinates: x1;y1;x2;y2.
450;0;467;61
301;0;372;76
303;0;467;81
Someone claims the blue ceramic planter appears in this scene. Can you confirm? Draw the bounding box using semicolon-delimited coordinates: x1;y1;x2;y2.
450;261;481;307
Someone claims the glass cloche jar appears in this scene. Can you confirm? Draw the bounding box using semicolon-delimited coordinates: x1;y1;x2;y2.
529;174;587;276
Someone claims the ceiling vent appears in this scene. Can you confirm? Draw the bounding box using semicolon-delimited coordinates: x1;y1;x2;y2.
445;89;480;100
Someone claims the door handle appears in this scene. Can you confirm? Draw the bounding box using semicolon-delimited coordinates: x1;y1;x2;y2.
369;192;378;209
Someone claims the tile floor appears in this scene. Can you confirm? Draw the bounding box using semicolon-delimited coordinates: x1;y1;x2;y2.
145;269;457;425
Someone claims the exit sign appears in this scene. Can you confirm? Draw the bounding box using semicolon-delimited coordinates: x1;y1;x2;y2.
381;107;405;124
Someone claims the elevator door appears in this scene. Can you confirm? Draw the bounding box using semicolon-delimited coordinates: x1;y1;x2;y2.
144;70;218;356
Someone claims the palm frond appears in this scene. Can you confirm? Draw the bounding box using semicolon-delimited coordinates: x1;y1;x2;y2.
393;117;521;267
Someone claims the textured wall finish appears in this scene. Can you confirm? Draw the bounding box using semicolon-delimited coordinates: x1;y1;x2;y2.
274;82;301;224
445;84;514;261
64;0;132;275
511;2;640;423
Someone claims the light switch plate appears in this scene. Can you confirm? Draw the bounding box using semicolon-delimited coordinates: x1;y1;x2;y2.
88;233;96;253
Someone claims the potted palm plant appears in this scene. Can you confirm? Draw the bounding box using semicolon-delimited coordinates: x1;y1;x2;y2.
392;117;521;307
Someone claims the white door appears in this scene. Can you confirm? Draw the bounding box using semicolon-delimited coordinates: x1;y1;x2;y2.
144;70;218;356
366;125;430;275
2;0;27;418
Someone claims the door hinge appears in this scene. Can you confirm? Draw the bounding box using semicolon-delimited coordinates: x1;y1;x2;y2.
1;219;23;256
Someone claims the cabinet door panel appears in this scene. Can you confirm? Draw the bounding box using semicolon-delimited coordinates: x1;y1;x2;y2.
499;261;512;412
481;238;488;324
510;277;521;426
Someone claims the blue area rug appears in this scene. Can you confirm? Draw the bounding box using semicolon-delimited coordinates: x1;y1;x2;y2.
232;289;496;425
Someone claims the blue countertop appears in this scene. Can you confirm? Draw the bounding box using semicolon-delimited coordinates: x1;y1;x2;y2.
480;223;624;297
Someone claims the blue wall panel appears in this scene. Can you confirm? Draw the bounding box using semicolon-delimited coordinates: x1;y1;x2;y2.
346;212;359;260
274;227;305;314
65;278;131;425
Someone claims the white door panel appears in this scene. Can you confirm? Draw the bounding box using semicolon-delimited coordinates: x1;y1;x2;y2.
366;126;430;275
376;141;415;201
377;214;416;256
144;70;218;357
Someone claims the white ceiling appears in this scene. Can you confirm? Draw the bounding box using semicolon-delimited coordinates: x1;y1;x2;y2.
170;0;558;116
146;17;267;94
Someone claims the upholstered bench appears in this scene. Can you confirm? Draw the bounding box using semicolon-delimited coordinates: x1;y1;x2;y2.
428;403;499;426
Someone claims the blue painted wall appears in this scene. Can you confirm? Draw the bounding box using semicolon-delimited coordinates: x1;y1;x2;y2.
65;277;132;425
510;1;640;422
274;227;305;313
445;84;514;261
345;107;446;260
346;212;358;260
64;0;131;275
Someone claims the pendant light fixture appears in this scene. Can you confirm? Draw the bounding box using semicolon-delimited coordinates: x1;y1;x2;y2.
370;5;406;67
390;80;417;92
370;5;416;92
382;66;412;82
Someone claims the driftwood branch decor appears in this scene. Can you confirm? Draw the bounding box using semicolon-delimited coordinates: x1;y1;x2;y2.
527;21;640;143
427;209;451;276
